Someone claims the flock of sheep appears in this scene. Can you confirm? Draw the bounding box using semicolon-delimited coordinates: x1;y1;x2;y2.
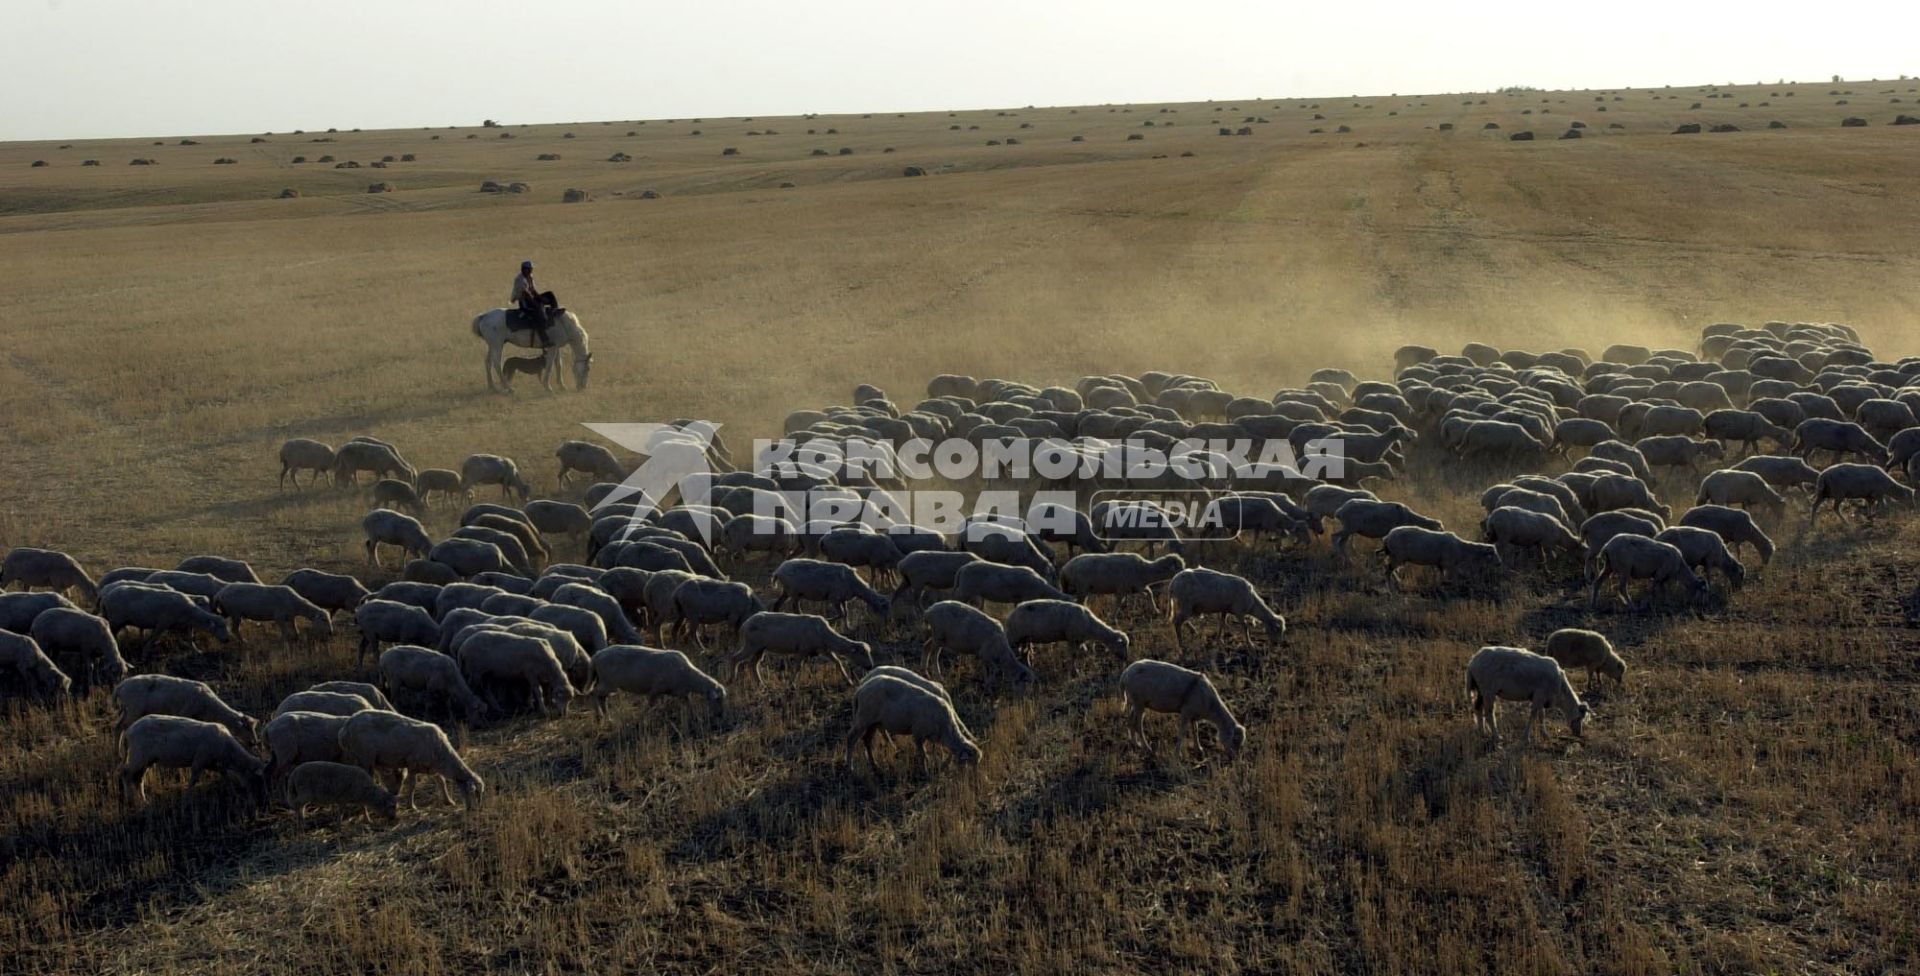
0;318;1906;826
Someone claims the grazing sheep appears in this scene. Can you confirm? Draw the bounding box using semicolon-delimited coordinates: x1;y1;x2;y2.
1303;484;1376;522
0;631;71;699
429;538;510;579
1694;469;1787;519
1577;509;1666;576
468;513;552;565
307;680;392;711
363;510;433;567
1332;499;1442;556
1167;567;1286;652
891;550;982;609
1730;454;1821;494
143;570;227;599
549;582;644;645
587;644;727;725
727;611;875;686
471;571;534;594
1655;526;1747;588
1481;485;1574;531
1119;659;1245;760
1542;628;1626;691
432;582;507;622
274;689;376;718
2;547;98;604
951;561;1071;608
555;439;626;487
99;583;233;648
819;529;906;584
1465;646;1589;743
771;558;890;620
717;513;801;561
278;438;336;489
1702;410;1792;455
1634;435;1725;474
637;569;699;636
1455;419;1549;461
845;674;980;771
415;468;468;504
1004;599;1128;660
212;583;333;644
1481;506;1581;570
119;715;268;804
353;599;439;665
0;591;75;634
1811;463;1915;525
1589;440;1654;481
337;709;486;810
1793;418;1888;465
1382;526;1502;589
1586;474;1672;520
284;760;398;826
919;600;1035;692
525;500;594;544
112;673;257;743
1553;417;1616;452
373;580;444;614
332;440;415;487
263;710;351;781
1059;551;1185;612
459;629;575;716
27;608;125;686
1679;505;1776;565
281;568;370;616
404;559;462;585
1589;535;1707;609
449;525;535;575
460;454;531;501
378;645;487;720
372;478;426;515
659;577;763;647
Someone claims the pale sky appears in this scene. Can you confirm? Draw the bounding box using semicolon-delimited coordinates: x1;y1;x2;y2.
7;0;1911;141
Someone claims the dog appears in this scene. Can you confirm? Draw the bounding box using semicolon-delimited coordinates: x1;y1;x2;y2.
500;353;549;386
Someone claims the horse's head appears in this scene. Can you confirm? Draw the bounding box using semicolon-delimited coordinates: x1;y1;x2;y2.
574;350;593;390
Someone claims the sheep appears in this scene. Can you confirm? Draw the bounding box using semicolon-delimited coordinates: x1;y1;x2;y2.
1678;505;1776;565
211;583;333;644
818;528;905;584
333;440;415;487
263;710;351;781
467;513;552;565
281;568;370;616
1481;506;1581;571
1730;454;1821;495
891;550;982;609
1465;646;1589;743
951;560;1071;609
1589;534;1707;609
1589;440;1654;481
1634;435;1726;475
1454;419;1549;461
1577;510;1666;578
919;600;1035;692
284;760;398;826
587;644;727;726
111;673;257;743
1586;474;1672;520
0;630;71;699
526;604;606;667
378;645;487;720
1856;398;1917;443
278;438;336;489
771;558;890;621
471;571;534;594
525;500;594;545
99;583;233;648
549;582;644;645
429;538;509;579
1381;526;1502;589
1480;485;1574;530
460;454;531;501
639;569;700;636
1167;567;1286;653
845;674;980;772
1694;469;1787;519
1702;410;1793;455
1552;417;1616;451
1811;463;1915;526
337;709;486;810
373;580;444;614
1542;628;1626;691
1059;551;1185;612
415;468;468;505
1303;484;1376;522
118;715;268;805
1119;659;1245;760
27;608;126;686
404;559;462;585
2;547;99;603
143;570;228;599
556;439;627;487
433;582;507;622
353;599;439;665
1637;404;1706;437
274;689;377;718
727;611;875;686
1655;526;1747;589
478;591;545;618
1004;599;1129;661
448;526;535;576
1793;418;1888;465
371;478;426;515
459;629;575;716
1331;499;1443;556
719;513;802;561
957;523;1055;580
0;591;74;634
659;577;763;647
363;509;433;567
308;680;393;711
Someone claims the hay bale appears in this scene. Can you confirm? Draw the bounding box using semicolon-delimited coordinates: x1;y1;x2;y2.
1841;117;1868;127
1438;122;1454;131
779;181;795;188
129;158;156;165
1672;123;1702;134
212;156;238;164
837;147;853;155
608;152;632;162
367;182;394;193
1710;123;1740;132
1510;131;1535;141
29;160;47;168
370;161;387;168
639;189;660;199
1004;137;1019;145
499;132;515;139
381;155;396;162
507;182;530;193
278;188;299;199
1891;115;1920;125
1125;133;1144;141
986;139;1002;146
318;155;336;162
826;128;838;134
251;137;268;144
563;133;575;139
562;188;590;203
1236;126;1253;135
401;153;415;161
1609;122;1626;129
882;147;895;153
537;153;561;160
1559;129;1581;139
721;147;738;155
1070;135;1085;142
81;159;100;166
480;180;503;192
811;148;828;156
1180;150;1196;157
1335;125;1351;133
1570;121;1586;128
335;161;360;169
1483;122;1500;129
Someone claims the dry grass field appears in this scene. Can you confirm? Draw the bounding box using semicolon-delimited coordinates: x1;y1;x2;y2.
3;79;1920;974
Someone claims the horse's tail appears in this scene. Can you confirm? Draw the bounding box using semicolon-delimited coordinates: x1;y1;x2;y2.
471;312;488;338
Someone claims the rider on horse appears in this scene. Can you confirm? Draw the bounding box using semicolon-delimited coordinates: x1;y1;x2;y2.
513;260;556;346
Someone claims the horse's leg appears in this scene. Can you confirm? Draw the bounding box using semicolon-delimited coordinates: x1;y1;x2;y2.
542;349;559;392
484;340;503;393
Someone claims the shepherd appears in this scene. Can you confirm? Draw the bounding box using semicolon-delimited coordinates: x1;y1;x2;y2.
472;266;592;392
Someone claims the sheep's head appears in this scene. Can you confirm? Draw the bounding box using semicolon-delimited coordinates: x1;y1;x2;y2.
1570;702;1591;738
1602;655;1627;686
1220;721;1247;760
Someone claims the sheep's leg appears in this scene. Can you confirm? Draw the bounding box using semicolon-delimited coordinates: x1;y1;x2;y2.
921;638;941;677
831;654;855;685
1126;701;1148;751
438;775;454;807
1527;702;1544;745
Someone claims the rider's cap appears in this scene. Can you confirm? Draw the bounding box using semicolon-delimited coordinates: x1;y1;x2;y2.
521;260;534;270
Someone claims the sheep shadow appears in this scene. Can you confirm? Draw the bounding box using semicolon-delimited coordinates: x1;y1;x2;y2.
664;768;859;866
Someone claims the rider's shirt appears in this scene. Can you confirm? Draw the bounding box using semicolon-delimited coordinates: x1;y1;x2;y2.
513;272;537;305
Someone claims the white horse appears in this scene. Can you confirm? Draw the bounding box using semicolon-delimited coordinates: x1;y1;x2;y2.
471;307;594;392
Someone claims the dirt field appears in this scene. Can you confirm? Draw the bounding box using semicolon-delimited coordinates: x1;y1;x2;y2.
3;80;1919;974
